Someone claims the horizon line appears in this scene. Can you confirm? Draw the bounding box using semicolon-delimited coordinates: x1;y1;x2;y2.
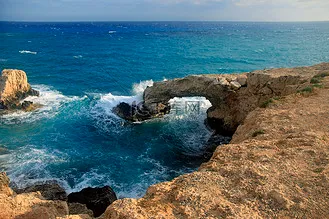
1;20;329;23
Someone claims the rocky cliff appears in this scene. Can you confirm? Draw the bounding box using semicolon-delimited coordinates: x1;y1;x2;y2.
0;69;39;111
106;63;329;218
142;63;328;135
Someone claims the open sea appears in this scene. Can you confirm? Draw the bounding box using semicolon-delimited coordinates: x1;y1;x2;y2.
0;21;329;197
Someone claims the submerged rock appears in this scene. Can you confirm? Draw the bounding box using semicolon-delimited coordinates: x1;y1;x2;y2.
68;186;117;217
14;181;67;201
0;69;39;111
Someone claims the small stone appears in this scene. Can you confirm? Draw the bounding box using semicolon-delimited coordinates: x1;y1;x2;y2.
218;78;230;86
230;81;241;90
237;75;248;87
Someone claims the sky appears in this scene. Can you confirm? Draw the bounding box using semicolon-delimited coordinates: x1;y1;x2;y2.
0;0;329;22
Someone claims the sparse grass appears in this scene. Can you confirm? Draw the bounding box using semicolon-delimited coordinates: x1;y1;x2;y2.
273;96;281;101
310;78;321;84
314;72;329;78
312;84;323;88
260;99;274;108
252;129;265;137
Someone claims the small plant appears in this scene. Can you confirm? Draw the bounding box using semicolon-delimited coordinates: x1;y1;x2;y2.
310;77;321;84
312;84;323;88
298;86;313;94
252;129;265;137
260;99;273;108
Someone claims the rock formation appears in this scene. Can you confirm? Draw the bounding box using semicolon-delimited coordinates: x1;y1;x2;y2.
114;63;329;135
14;181;67;201
105;64;329;218
0;172;69;219
0;69;39;111
68;186;118;217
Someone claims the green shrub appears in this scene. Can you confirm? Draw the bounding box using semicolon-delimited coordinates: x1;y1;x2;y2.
310;77;321;84
312;84;323;88
298;86;313;93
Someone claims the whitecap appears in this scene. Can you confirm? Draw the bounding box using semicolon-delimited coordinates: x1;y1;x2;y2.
73;55;83;59
19;50;37;55
108;31;117;34
90;79;153;133
0;85;86;124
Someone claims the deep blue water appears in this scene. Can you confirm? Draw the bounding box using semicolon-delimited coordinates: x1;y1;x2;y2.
0;21;329;197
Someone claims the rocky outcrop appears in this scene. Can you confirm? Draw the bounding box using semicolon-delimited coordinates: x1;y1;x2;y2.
0;172;69;219
0;69;39;110
14;181;67;201
68;186;117;217
113;63;329;135
105;67;329;218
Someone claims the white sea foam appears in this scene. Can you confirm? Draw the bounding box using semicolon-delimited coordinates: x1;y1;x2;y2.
73;55;83;59
108;31;117;34
3;146;71;190
1;85;86;124
19;50;37;55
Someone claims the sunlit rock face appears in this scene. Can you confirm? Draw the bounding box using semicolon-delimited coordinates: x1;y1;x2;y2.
0;69;39;110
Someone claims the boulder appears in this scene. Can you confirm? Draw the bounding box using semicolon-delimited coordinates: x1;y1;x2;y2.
14;181;67;201
68;186;117;217
0;69;39;110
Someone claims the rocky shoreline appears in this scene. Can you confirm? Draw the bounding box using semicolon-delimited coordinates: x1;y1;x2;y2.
1;63;329;218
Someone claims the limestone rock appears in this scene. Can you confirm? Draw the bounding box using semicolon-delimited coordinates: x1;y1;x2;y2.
141;63;326;134
104;75;329;218
0;172;69;219
0;69;39;110
68;186;117;217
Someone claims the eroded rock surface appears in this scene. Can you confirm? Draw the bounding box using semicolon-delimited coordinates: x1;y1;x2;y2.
105;68;329;218
140;63;329;134
0;69;39;110
14;181;67;201
0;172;69;219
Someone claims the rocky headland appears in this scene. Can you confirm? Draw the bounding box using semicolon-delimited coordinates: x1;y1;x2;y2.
1;63;329;218
0;69;39;112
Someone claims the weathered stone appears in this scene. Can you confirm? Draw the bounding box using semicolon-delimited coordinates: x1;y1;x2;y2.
0;172;69;219
68;203;93;217
141;63;323;134
236;74;248;86
0;69;39;111
15;181;67;201
230;81;241;90
68;186;117;217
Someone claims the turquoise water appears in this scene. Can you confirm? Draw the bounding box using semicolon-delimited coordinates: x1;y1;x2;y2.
0;21;329;197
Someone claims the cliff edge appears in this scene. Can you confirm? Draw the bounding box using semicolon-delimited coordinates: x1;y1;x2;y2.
106;64;329;218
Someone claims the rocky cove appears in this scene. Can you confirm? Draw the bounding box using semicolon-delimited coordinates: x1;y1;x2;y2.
1;62;329;218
